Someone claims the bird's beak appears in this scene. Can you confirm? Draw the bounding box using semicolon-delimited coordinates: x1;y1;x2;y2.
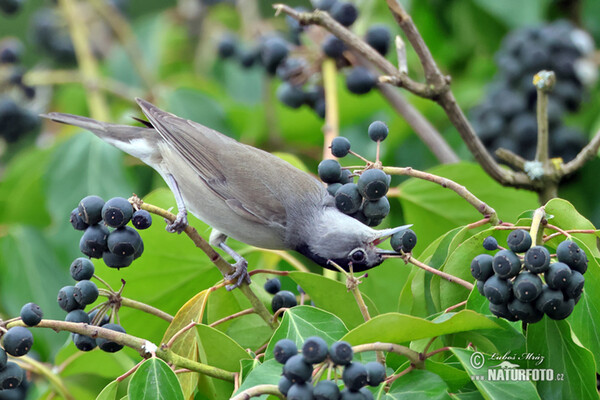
371;224;412;246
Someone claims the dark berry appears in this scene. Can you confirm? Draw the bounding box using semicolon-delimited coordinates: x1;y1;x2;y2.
536;285;565;314
327;183;343;196
287;382;314;400
0;362;24;390
2;327;33;357
103;251;134;269
77;195;105;225
330;2;358;27
97;323;126;353
483;275;512;305
57;285;84;312
107;226;142;257
365;25;391;56
360;388;374;400
476;280;486;296
20;303;43;326
545;262;572;289
563;270;584;299
482;236;498;251
339;169;353;184
470;254;494;281
507;299;543;323
277;82;305;109
340;388;364;400
65;309;90;323
274;339;298;364
367;121;388;142
365;361;386;386
264;278;281;295
0;37;23;64
272;290;297;313
0;348;6;369
331;137;351;158
217;35;237;59
133;240;144;259
335;183;362;214
238;47;258;68
70;208;88;231
131;209;152;230
79;224;110;258
346;67;377;95
489;302;518;321
556;240;587;274
322;34;346;58
524;246;551;274
302;336;328;364
314;380;340;400
357;169;388;201
70;257;95;281
279;375;293;396
492;250;521;279
101;197;133;228
0;0;22;15
318;159;343;183
343;362;368;391
362;197;390;220
260;36;289;74
73;280;99;306
329;341;353;365
283;354;313;383
311;0;338;11
506;229;532;253
513;272;543;303
545;297;574;320
73;334;97;352
390;229;417;253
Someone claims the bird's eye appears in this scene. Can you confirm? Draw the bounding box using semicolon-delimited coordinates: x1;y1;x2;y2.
349;249;366;263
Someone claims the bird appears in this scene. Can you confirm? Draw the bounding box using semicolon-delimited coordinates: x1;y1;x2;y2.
42;98;408;289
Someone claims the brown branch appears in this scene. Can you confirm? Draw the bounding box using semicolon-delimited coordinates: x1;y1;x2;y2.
209;308;255;327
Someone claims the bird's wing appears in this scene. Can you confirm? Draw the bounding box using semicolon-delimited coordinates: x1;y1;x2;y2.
135;98;326;229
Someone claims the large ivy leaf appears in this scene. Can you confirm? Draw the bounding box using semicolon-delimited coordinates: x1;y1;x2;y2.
526;319;597;400
385;369;451;400
96;381;119;400
128;358;184;400
234;359;282;397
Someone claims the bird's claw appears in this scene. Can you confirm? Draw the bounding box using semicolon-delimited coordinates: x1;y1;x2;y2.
225;258;251;291
165;211;188;234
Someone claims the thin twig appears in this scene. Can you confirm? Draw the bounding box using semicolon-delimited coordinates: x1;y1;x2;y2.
209;308;255;327
230;384;284;400
561;129;600;175
165;321;198;349
399;255;474;291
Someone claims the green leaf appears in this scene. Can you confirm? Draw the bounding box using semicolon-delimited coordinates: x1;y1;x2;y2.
398;162;537;248
96;380;119;400
343;310;500;345
526;319;598;400
471;0;547;28
450;348;540;400
166;88;230;136
544;198;599;258
265;306;349;360
386;369;451;400
424;359;472;393
235;359;282;396
287;271;379;329
128;358;184;400
57;344;136;379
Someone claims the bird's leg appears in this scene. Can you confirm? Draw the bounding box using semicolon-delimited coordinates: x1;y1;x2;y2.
209;230;251;290
164;173;188;234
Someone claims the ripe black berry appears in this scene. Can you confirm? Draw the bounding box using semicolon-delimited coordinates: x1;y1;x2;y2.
318;159;343;183
79;224;110;258
271;290;297;313
470;254;494;281
70;257;95;281
0;0;22;15
283;354;313;383
78;195;105;225
524;246;551;273
101;197;133;228
506;229;532;253
278;375;293;396
330;2;358;27
322;34;346;59
217;35;237;59
260;36;289;74
70;208;88;231
343;362;368;391
367;121;388;142
492;250;521;279
103;251;134;269
346;67;377;95
0;362;24;390
365;25;391;56
238;47;258;68
329;341;353;365
327;183;342;196
131;209;152;230
314;380;340;400
362;197;390;220
20;303;43;326
482;236;498;251
545;262;572;289
507;298;543;323
513;272;543;303
390;229;417;253
483;275;512;305
556;240;587;274
489;302;518;321
335;183;362;214
545;297;574;320
340;388;364;400
535;285;565;314
476;280;486;296
274;339;298;364
331;137;351;158
73;280;99;306
365;361;386;386
57;285;84;312
65;309;90;323
73;334;97;352
97;323;126;353
277;82;305;109
0;348;6;369
264;278;281;295
302;336;328;364
563;270;584;299
357;169;388;200
287;382;314;400
107;226;142;257
2;326;33;357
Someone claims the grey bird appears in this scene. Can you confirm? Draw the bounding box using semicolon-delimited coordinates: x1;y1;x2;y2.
43;98;407;288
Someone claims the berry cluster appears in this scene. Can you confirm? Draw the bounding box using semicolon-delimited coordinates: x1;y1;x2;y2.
318;122;391;227
471;20;595;162
214;0;392;117
264;278;300;314
274;338;385;400
0;0;22;15
70;196;152;269
472;230;587;323
0;328;31;393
